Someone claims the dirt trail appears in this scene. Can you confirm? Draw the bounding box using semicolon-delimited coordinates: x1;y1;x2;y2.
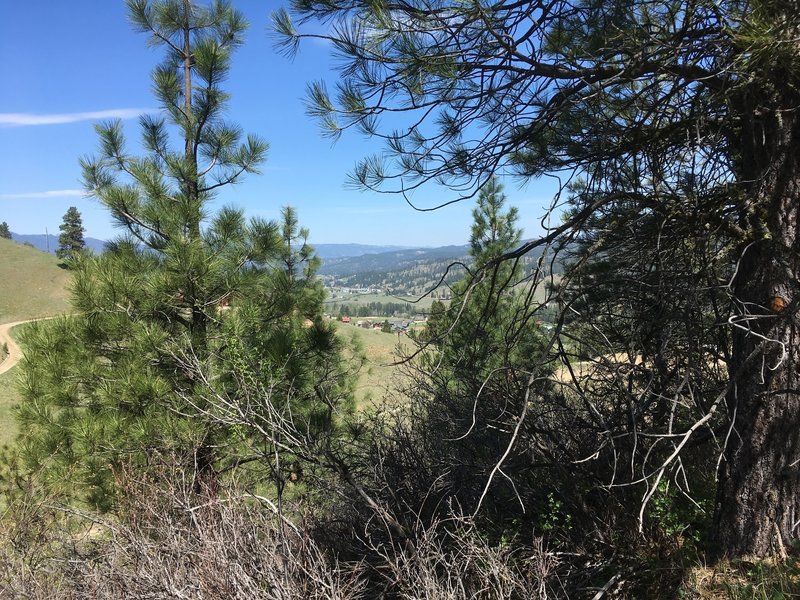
0;317;57;376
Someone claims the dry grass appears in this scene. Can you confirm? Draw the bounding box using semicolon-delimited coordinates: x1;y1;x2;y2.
0;238;71;324
336;322;413;407
0;459;561;599
682;559;800;599
0;240;72;446
0;368;19;447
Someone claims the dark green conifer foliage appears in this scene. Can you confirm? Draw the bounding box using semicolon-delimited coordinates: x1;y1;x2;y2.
469;179;520;264
0;222;11;239
410;179;554;529
14;1;331;509
426;179;527;368
208;205;359;496
56;206;86;261
277;0;800;560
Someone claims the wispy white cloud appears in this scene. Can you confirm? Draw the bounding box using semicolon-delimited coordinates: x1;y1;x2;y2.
0;189;85;200
0;108;154;127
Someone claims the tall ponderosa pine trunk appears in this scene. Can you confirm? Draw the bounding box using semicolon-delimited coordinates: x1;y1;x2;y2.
180;2;214;486
714;89;800;558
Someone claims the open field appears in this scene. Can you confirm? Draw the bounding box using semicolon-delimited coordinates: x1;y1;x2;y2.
324;291;441;313
0;240;73;444
325;272;560;316
334;321;415;406
0;238;72;323
0;323;30;446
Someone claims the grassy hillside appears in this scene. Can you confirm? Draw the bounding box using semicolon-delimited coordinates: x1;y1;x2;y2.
0;237;72;323
0;239;72;445
336;322;414;407
0;325;29;446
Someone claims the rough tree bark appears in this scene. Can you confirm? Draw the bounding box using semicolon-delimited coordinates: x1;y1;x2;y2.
714;87;800;558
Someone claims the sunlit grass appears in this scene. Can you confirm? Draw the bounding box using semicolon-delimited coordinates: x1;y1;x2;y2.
334;320;415;408
0;326;26;447
0;238;71;323
682;558;800;599
0;239;71;446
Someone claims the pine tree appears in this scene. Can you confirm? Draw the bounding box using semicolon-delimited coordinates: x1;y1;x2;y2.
207;205;358;499
409;179;553;530
279;0;800;559
468;179;520;265
56;206;85;261
15;1;339;508
0;222;11;239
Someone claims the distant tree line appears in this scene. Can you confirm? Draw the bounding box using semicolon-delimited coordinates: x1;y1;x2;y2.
326;258;544;298
326;265;464;296
331;300;422;318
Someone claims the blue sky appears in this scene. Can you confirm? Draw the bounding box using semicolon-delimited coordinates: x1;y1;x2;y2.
0;0;557;247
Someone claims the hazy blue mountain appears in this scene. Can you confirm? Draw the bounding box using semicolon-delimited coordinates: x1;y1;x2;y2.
318;245;473;296
318;242;554;296
319;245;471;276
4;238;413;259
10;233;107;254
312;243;415;259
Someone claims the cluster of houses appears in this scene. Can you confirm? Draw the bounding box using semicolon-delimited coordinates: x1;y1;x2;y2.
335;315;427;333
326;286;383;298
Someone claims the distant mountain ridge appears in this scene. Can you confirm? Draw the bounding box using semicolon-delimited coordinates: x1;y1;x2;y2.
2;233;552;299
312;243;415;259
11;233;107;255
6;237;413;260
318;242;551;296
319;245;471;277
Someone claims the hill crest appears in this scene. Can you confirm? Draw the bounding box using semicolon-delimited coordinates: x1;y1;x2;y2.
10;233;107;254
0;237;72;323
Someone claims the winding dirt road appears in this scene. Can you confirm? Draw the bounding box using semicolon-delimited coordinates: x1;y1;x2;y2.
0;318;57;376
